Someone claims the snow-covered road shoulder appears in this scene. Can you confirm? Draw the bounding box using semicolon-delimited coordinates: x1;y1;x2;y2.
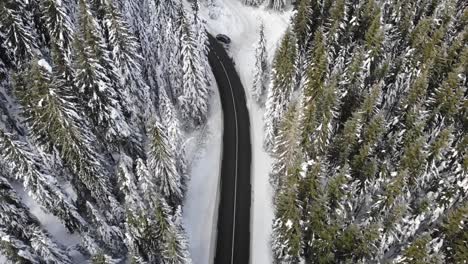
183;75;222;264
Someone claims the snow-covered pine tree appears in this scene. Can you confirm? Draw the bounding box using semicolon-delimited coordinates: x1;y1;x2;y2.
153;0;183;101
74;0;131;142
14;58;119;213
178;7;210;127
39;0;75;53
159;88;188;186
268;0;288;11
242;0;264;7
270;102;302;190
0;176;73;264
301;28;331;158
191;0;211;90
264;29;297;151
104;0;152;123
292;0;312;46
0;0;37;64
0;127;87;233
271;160;304;263
152;195;191;264
252;22;269;104
147;119;183;207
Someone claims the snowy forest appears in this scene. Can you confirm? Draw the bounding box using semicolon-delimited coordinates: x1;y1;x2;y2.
0;0;211;263
248;0;468;263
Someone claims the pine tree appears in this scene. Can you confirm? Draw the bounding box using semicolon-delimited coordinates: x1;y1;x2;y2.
74;0;131;142
242;0;264;6
264;29;297;151
0;0;37;63
103;0;151;123
268;0;287;11
14;58;119;214
293;0;312;46
0;127;87;233
0;176;73;264
252;23;269;103
271;161;304;264
159;88;188;185
153;196;191;264
191;0;211;90
301;29;329;158
271;102;302;189
178;7;210;127
39;0;74;52
147;119;183;207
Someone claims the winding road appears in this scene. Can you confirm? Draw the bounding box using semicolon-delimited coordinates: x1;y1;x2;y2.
208;34;252;264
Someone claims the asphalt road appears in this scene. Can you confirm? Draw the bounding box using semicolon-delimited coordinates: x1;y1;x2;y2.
208;34;252;264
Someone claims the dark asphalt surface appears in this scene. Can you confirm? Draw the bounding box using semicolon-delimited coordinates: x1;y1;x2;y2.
208;34;252;264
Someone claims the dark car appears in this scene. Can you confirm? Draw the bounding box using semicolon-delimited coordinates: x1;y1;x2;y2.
216;34;231;44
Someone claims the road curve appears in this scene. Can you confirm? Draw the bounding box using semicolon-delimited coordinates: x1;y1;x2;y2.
208;34;252;264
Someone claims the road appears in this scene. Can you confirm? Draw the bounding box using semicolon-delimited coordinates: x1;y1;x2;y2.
208;34;252;264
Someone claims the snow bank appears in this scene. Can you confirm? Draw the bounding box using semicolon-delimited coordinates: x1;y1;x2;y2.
199;1;292;263
183;76;222;264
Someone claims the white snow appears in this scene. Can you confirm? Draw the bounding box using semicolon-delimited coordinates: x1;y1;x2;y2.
183;75;223;264
37;59;52;73
11;182;86;263
199;1;292;263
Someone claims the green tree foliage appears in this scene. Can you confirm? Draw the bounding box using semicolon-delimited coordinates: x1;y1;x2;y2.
264;29;297;150
270;0;468;262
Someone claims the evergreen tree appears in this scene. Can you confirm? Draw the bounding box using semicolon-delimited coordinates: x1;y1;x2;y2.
178;7;210;127
0;127;87;233
0;0;37;63
39;0;74;52
103;0;152;122
147;119;183;207
292;0;312;46
264;29;297;151
268;0;288;11
271;162;304;264
301;29;329;158
14;58;119;213
74;0;130;142
0;176;73;264
271;102;302;189
252;22;269;103
159;88;188;185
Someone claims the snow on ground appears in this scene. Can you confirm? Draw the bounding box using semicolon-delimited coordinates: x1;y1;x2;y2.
200;1;292;263
183;76;223;264
12;182;85;262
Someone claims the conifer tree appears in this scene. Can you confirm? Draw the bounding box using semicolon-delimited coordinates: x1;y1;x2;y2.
191;0;211;90
0;176;73;264
301;29;329;158
0;0;37;63
178;7;210;127
293;0;312;46
271;161;304;263
264;30;297;151
0;127;87;232
271;102;302;189
159;88;188;184
242;0;264;7
268;0;287;11
39;0;74;52
14;58;118;213
104;0;151;122
252;23;269;103
74;0;130;142
147;119;183;207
